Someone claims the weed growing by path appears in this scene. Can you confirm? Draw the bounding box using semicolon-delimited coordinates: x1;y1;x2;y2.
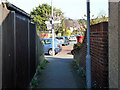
72;59;86;78
72;60;79;71
30;59;49;88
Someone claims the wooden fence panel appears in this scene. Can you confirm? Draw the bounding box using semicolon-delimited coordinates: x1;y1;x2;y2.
0;5;41;89
30;23;36;82
16;17;29;88
0;6;3;90
2;12;15;88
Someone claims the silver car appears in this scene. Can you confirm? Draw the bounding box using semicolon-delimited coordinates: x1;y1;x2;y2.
56;36;69;46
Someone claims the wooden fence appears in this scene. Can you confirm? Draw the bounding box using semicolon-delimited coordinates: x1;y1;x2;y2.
0;5;43;89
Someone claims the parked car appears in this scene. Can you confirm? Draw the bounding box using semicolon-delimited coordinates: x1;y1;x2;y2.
41;38;62;55
69;35;77;42
56;36;69;46
78;33;84;36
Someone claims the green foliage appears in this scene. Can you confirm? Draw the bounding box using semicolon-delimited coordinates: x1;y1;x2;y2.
55;26;63;35
31;64;41;88
72;60;79;71
73;42;82;50
31;76;40;88
79;67;86;77
55;19;66;35
90;16;108;25
30;4;49;32
30;4;64;34
78;15;108;33
43;59;49;63
61;19;66;29
37;65;43;75
72;60;86;78
40;59;49;69
65;30;71;36
31;59;49;88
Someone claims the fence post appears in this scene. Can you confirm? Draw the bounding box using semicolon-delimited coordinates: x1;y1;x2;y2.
35;26;38;68
12;11;16;88
28;19;30;86
0;6;3;90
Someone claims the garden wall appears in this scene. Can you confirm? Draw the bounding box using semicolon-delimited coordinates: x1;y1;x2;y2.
73;22;108;88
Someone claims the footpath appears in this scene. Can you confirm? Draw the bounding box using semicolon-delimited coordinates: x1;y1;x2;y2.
37;56;85;88
36;46;85;88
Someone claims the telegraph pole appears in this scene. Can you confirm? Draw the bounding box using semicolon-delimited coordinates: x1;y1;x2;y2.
51;0;55;56
86;0;91;88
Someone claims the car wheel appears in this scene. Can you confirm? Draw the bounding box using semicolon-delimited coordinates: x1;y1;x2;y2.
48;49;55;56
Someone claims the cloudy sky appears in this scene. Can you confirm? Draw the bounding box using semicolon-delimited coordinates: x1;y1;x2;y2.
7;0;108;19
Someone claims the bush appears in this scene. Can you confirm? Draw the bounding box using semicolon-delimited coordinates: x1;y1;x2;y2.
65;30;71;36
73;42;82;50
31;59;49;88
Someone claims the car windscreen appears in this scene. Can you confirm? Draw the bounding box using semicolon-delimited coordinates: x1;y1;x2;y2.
70;36;75;38
56;37;63;39
65;37;69;40
44;39;51;44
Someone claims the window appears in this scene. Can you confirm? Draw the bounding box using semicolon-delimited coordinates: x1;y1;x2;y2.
45;40;51;44
56;37;63;39
65;37;69;40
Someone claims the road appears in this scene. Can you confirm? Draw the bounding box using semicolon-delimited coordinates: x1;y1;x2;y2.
56;41;77;58
45;41;77;58
55;45;73;58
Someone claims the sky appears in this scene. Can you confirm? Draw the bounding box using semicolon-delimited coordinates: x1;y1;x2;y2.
7;0;108;19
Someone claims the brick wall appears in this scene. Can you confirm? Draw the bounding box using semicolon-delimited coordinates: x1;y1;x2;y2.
73;22;108;88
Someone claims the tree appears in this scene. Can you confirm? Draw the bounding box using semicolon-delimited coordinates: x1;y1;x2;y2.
61;19;66;30
30;4;49;32
30;4;65;35
78;14;108;31
55;26;62;35
55;19;66;35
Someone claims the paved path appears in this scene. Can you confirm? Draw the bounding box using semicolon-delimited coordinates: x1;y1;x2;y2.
37;46;85;88
55;46;73;58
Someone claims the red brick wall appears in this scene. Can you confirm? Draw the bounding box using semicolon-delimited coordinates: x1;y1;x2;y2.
90;22;108;87
74;22;108;88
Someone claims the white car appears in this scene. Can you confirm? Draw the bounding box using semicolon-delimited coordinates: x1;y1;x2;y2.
69;35;77;41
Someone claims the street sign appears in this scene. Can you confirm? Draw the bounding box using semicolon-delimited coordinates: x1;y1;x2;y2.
45;21;50;24
45;20;61;30
53;20;61;24
47;24;52;30
45;20;61;24
45;19;61;56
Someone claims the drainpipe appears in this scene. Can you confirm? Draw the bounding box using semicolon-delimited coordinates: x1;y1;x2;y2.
86;0;91;88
